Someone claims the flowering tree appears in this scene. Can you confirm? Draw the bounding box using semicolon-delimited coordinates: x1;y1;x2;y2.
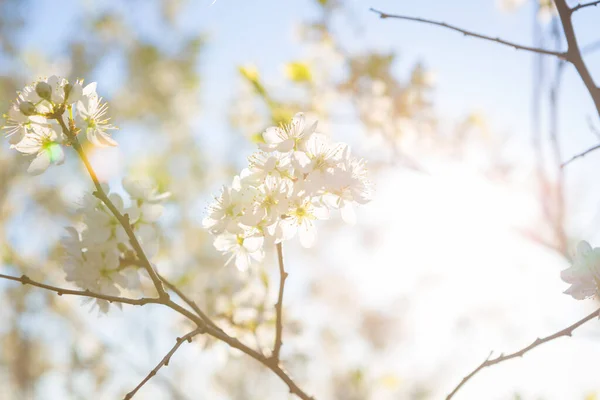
2;1;600;399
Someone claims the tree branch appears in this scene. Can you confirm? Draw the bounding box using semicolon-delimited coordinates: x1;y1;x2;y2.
0;273;158;306
572;1;600;12
369;8;566;58
124;328;204;400
10;112;316;400
0;270;315;399
561;143;600;167
271;242;288;363
554;0;600;117
446;307;600;399
370;4;600;118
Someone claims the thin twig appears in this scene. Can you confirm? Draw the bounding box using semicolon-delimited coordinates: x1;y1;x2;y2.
571;1;600;12
369;8;566;58
124;328;204;400
0;273;158;306
561;143;600;167
55;116;168;300
271;242;288;363
446;308;600;399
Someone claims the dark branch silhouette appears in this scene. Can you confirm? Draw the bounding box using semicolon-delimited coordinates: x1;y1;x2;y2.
562;143;600;167
369;8;566;58
572;1;600;12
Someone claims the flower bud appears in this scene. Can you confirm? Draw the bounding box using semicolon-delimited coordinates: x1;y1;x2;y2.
35;81;53;101
18;101;36;116
64;81;82;103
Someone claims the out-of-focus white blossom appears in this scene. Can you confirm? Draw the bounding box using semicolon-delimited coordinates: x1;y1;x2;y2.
2;77;118;175
204;112;372;270
561;241;600;300
61;178;169;313
497;0;557;23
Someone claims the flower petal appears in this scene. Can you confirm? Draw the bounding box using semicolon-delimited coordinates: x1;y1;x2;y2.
27;150;51;175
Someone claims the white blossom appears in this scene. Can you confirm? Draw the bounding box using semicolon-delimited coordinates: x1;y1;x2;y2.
260;112;317;152
76;83;118;147
277;196;329;248
3;77;119;175
561;241;600;300
204;112;372;269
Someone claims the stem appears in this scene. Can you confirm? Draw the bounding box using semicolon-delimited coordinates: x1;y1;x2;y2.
446;308;600;399
271;242;288;363
562;143;600;167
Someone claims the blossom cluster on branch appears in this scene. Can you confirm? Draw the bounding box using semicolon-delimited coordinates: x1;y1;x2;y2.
203;112;372;270
62;179;170;313
2;76;116;175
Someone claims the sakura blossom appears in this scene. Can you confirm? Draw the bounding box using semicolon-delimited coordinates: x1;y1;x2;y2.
1;77;118;175
204;112;372;270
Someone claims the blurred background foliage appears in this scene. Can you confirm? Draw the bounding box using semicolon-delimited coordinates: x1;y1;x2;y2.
0;0;599;399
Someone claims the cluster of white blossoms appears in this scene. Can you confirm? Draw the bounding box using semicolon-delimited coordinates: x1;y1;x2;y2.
2;76;117;175
203;112;372;271
62;178;169;313
561;241;600;300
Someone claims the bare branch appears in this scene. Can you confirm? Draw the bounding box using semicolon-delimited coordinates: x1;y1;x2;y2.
0;273;158;306
572;1;600;12
369;8;566;58
271;242;288;363
124;328;204;400
0;270;314;399
561;143;600;167
446;308;600;399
